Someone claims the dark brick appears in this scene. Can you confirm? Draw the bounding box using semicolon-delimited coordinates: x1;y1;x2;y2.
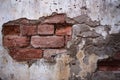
3;36;29;48
2;24;20;36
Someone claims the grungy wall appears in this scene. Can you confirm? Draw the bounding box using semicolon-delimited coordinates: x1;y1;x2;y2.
0;0;120;80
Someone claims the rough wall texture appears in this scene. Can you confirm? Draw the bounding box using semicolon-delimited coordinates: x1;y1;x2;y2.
2;14;72;61
0;0;120;80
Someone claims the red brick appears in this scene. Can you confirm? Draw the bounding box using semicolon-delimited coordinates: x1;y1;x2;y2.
9;48;43;61
43;14;66;23
31;36;64;48
21;25;37;36
43;49;67;60
2;24;20;36
38;24;54;35
3;36;29;48
113;52;120;60
56;26;72;35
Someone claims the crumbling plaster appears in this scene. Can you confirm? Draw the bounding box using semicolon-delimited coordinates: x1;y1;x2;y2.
0;0;120;80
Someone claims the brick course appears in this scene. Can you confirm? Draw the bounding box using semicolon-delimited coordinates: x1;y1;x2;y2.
21;25;37;36
56;26;72;35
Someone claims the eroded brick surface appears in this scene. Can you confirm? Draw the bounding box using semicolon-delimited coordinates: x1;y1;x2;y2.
21;25;37;36
9;48;43;61
2;24;20;36
31;36;64;48
3;36;29;48
56;25;72;35
38;24;54;35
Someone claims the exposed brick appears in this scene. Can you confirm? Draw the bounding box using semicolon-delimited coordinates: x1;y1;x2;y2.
56;26;72;35
3;36;29;48
21;25;37;36
98;60;120;66
43;49;67;60
113;52;120;60
38;24;54;35
98;66;120;71
9;48;43;61
98;60;120;71
43;14;66;23
31;36;64;48
2;24;20;36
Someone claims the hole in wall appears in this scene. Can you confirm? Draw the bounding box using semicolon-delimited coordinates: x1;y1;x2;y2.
2;13;73;64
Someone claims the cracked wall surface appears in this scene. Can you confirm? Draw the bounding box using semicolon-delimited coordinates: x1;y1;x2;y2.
0;0;120;80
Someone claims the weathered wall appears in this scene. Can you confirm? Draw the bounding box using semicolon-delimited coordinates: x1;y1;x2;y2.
0;0;120;80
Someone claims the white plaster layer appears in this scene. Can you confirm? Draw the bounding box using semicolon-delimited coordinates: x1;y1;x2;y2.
0;0;120;80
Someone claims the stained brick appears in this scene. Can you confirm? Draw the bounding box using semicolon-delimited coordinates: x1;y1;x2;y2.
2;24;20;36
38;24;54;35
31;36;64;48
9;48;43;61
3;36;29;48
56;26;72;35
43;14;66;23
21;25;37;36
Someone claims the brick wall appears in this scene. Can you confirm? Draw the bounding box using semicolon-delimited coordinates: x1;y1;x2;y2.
2;14;72;61
2;13;120;73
